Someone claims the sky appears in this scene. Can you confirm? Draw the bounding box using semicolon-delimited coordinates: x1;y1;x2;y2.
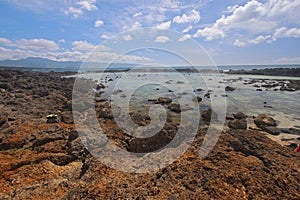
0;0;300;66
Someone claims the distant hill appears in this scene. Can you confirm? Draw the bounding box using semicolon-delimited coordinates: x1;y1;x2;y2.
0;57;81;70
0;57;138;71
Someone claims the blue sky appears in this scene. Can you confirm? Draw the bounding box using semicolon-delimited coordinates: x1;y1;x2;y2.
0;0;300;65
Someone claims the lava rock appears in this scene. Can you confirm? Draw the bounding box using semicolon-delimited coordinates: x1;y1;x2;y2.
254;114;277;128
158;97;172;104
168;103;181;113
228;119;247;130
233;112;246;120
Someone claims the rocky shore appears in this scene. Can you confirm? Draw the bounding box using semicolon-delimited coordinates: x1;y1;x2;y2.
0;68;300;199
226;67;300;77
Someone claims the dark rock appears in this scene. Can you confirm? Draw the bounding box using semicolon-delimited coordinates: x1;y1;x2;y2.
168;103;181;113
256;89;263;91
192;96;202;102
228;119;247;130
225;86;236;91
263;126;281;135
233;112;246;120
201;109;218;122
96;83;105;90
204;92;210;98
0;82;8;89
60;112;74;124
254;114;277;128
0;115;7;128
158;97;172;104
46;114;58;123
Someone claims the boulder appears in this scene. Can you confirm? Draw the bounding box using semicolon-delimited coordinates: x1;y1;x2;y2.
225;86;236;91
169;103;181;113
228;119;247;130
254;114;277;128
158;97;172;104
263;126;280;136
193;96;202;102
201;109;218;122
233;112;246;120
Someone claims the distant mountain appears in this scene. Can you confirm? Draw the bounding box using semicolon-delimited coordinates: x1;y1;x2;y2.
0;57;142;71
0;57;82;70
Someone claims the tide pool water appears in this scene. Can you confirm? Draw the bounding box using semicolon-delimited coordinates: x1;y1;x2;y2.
72;71;300;129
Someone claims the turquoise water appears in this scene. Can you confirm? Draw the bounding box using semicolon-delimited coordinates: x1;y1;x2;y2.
73;72;300;128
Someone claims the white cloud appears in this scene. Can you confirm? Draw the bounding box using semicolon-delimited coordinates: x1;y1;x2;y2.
94;20;104;28
58;39;66;44
72;40;110;52
274;27;300;38
131;21;142;30
233;39;246;47
194;27;225;41
65;7;83;18
183;25;193;33
154;36;170;43
77;0;97;11
101;34;110;40
0;38;13;46
123;34;133;41
194;0;300;41
173;9;200;24
132;12;142;18
65;0;98;18
156;21;171;30
178;34;191;42
249;35;273;44
0;38;59;51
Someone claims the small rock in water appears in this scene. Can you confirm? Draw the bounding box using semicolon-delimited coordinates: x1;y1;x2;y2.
233;112;246;120
225;86;236;91
158;97;172;104
262;126;280;135
192;96;202;102
169;103;181;113
254;114;277;128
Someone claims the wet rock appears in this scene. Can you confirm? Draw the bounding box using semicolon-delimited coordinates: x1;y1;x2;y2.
192;96;202;102
262;126;280;135
201;109;218;122
112;89;123;95
0;82;9;89
46;114;58;123
60;111;74;124
168;103;181;113
233;112;246;120
228;119;247;130
225;86;236;91
254;114;277;128
98;108;113;119
0;115;7;128
158;97;172;104
96;83;105;90
204;92;210;98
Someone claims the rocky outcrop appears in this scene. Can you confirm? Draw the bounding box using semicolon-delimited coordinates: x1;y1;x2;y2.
0;69;300;199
